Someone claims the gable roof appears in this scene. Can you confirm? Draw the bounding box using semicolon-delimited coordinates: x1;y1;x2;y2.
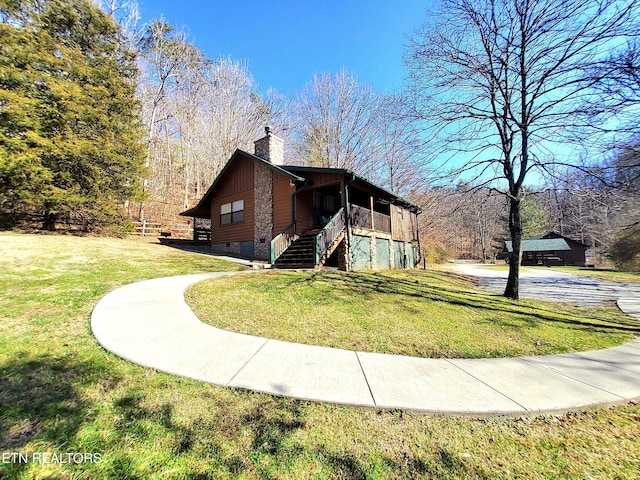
181;151;422;218
504;238;571;253
180;149;306;218
540;231;589;247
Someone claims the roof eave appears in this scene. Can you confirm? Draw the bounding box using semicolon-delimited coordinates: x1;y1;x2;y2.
179;149;305;218
179;207;210;218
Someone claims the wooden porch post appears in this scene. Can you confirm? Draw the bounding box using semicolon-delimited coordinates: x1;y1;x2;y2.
344;177;353;272
369;195;375;232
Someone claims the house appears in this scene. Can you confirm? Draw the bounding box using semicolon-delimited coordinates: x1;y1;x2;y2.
180;128;421;271
504;232;588;266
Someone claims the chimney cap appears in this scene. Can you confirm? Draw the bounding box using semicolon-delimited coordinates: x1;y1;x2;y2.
254;126;284;165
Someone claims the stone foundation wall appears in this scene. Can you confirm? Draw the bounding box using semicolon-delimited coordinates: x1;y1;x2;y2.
336;239;348;271
210;242;241;256
369;236;377;269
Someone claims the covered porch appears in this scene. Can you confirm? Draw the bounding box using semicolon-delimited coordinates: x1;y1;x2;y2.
271;171;419;271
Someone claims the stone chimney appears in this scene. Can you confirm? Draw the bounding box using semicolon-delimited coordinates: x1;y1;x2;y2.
254;126;284;166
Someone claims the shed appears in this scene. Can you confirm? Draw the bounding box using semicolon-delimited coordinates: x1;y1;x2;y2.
504;232;588;266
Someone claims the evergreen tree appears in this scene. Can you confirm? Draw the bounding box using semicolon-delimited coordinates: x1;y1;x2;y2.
0;0;145;230
520;193;551;239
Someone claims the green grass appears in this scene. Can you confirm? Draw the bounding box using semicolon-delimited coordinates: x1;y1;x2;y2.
186;269;638;358
1;232;640;479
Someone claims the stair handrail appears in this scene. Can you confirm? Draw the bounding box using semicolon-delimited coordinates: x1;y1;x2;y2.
314;208;345;265
270;222;298;264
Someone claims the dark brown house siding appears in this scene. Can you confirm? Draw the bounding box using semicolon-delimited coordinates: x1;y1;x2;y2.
210;155;255;244
295;189;315;233
273;174;296;234
306;171;344;189
563;239;587;265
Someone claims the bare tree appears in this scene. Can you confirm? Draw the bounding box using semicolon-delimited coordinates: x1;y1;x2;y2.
471;190;508;261
406;0;638;299
589;41;640;140
293;70;378;171
136;20;198;220
261;88;298;160
94;0;141;44
412;186;507;262
413;188;465;261
136;25;273;223
203;58;271;170
371;94;425;196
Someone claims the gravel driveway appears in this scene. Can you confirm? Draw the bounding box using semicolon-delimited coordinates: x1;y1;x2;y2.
450;264;640;307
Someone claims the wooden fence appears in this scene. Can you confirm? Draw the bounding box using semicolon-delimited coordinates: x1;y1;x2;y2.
0;213;197;239
130;221;193;239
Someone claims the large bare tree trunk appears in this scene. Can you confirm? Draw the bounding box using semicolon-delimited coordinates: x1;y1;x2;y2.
504;196;523;299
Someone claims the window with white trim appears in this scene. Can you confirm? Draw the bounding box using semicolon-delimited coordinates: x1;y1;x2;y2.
220;199;244;225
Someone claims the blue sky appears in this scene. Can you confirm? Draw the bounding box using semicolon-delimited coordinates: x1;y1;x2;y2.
137;0;433;95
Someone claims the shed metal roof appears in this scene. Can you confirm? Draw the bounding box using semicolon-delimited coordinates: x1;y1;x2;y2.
504;238;571;253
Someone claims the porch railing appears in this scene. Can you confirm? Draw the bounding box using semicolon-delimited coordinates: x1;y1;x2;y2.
314;208;345;265
349;204;391;233
270;222;297;264
349;204;372;230
373;210;391;233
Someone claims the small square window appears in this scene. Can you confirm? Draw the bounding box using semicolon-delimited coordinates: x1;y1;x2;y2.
220;199;244;225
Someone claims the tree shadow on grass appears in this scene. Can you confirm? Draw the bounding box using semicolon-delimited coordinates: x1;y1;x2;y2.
106;389;494;478
0;351;154;479
0;352;98;449
0;351;112;478
0;349;503;478
287;270;640;334
0;355;305;478
107;387;309;478
312;444;493;479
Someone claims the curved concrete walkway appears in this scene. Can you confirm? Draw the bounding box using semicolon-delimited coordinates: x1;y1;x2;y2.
91;270;640;416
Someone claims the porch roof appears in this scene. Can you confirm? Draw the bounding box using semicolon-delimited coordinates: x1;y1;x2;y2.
282;166;422;213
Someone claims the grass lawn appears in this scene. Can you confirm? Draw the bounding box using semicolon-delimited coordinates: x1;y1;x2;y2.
186;269;638;358
1;232;639;479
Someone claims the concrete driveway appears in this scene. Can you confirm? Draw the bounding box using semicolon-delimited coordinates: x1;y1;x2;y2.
450;264;640;307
